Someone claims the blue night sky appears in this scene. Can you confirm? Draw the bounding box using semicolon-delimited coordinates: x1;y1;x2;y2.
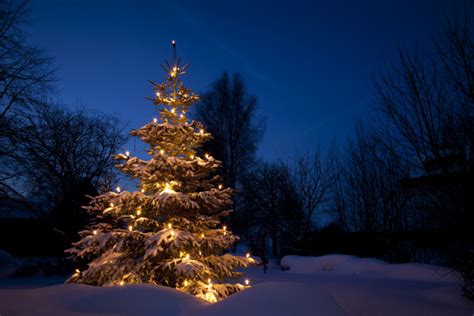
29;0;461;162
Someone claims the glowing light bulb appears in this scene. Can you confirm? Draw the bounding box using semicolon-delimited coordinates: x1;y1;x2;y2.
171;108;175;113
156;92;160;97
75;269;80;274
141;189;145;193
160;149;165;155
116;186;121;192
93;230;97;235
173;66;177;72
205;292;215;303
223;225;227;231
218;184;223;189
171;40;176;45
245;279;250;286
190;154;194;159
119;280;124;286
153;118;158;123
199;251;202;256
128;225;133;232
125;151;130;156
199;129;204;135
205;153;210;159
246;253;250;258
160;181;177;196
168;223;172;229
201;233;205;238
184;280;188;287
180;114;184;118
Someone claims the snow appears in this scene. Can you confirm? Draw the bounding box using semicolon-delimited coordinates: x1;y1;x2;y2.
280;254;456;282
0;282;203;316
1;255;473;315
190;281;345;316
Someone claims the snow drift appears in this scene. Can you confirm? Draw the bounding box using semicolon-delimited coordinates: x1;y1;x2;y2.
280;254;457;282
0;283;203;316
1;255;473;316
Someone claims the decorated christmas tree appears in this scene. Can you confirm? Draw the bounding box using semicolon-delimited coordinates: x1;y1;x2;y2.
67;41;255;302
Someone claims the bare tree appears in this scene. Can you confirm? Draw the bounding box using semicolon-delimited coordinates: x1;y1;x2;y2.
195;72;264;189
373;12;474;231
0;0;54;118
0;0;54;199
242;162;303;260
293;149;333;237
436;14;474;111
13;104;126;239
338;124;412;232
344;125;380;232
435;15;474;175
326;145;348;230
374;47;453;175
371;14;474;297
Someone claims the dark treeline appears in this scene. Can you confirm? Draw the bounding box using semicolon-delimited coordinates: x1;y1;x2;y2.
0;0;126;261
196;15;474;298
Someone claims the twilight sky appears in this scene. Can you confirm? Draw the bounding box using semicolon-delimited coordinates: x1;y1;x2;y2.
29;0;462;161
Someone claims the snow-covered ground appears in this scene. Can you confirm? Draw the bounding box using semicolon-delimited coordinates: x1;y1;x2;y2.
0;254;472;315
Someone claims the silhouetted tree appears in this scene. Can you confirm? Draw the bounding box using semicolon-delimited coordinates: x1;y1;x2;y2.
374;14;474;232
341;124;412;232
293;149;333;237
326;146;348;230
332;12;474;298
13;104;126;240
195;72;264;237
195;72;264;189
242;162;303;260
0;0;54;200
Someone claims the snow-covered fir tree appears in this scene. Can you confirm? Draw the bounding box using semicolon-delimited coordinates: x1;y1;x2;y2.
67;41;255;302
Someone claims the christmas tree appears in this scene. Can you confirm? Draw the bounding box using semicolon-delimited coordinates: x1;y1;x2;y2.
67;41;255;302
